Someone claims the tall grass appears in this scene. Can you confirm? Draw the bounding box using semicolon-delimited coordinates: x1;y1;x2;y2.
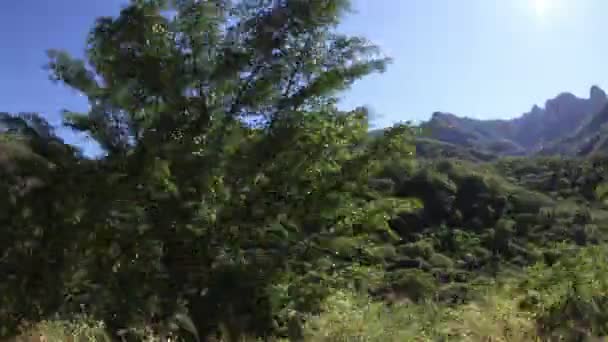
14;243;608;342
7;291;544;342
11;317;110;342
300;288;537;342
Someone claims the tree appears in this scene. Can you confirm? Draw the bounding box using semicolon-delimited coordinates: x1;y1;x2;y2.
44;0;416;340
0;114;85;337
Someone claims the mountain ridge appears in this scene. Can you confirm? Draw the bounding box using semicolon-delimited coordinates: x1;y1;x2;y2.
413;85;608;159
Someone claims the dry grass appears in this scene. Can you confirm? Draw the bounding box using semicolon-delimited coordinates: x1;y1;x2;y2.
298;288;541;342
444;295;537;341
9;297;538;342
8;319;111;342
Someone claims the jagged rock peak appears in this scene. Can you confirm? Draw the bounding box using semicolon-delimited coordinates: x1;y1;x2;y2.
431;112;457;119
590;85;607;102
531;104;543;113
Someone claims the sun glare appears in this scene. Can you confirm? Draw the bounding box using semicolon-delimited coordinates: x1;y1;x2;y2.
534;0;551;17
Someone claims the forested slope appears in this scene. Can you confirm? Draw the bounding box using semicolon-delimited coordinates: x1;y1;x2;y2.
3;1;608;341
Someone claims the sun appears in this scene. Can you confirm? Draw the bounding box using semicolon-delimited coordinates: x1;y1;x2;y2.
533;0;551;16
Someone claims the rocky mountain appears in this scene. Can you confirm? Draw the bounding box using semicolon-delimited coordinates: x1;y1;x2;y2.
538;100;608;156
0;112;75;171
0;112;56;139
418;85;608;158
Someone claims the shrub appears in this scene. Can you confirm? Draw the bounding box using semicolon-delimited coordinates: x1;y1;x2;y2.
436;283;474;305
301;290;439;341
522;245;608;339
471;246;492;260
14;317;111;342
428;253;454;269
397;240;435;259
444;291;536;341
369;244;398;262
387;269;438;302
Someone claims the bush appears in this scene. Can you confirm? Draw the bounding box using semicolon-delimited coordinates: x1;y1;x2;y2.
471;246;492;260
369;244;398;262
443;291;536;341
304;287;536;342
436;283;474;305
397;240;435;259
510;190;553;213
521;245;608;340
387;269;438;302
14;317;111;342
301;290;441;341
428;253;454;269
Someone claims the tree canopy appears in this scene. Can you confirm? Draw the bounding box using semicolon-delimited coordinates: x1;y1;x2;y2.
1;1;416;340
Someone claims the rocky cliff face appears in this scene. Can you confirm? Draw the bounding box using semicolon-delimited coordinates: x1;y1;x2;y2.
421;85;608;157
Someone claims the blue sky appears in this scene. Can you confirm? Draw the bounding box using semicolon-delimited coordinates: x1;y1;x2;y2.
0;0;606;154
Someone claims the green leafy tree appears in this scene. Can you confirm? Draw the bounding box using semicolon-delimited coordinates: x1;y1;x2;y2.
42;0;416;340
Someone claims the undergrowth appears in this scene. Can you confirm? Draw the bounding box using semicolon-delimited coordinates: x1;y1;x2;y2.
17;244;608;341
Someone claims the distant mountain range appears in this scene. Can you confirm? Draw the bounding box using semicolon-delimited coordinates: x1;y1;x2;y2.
383;85;608;160
6;84;608;162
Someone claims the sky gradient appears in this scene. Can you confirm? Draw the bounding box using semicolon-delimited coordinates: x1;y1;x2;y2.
0;0;606;153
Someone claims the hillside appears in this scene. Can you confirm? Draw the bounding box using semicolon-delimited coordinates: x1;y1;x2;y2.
416;86;608;158
5;1;608;341
8;113;608;340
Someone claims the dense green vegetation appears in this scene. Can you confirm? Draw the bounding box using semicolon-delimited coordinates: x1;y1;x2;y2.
3;1;608;341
